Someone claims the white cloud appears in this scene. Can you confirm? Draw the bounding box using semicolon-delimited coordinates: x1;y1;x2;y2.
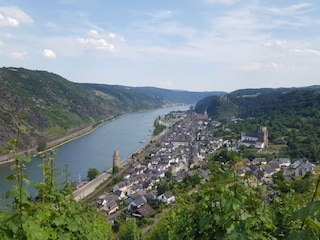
76;30;119;53
88;29;99;37
0;6;33;27
153;10;173;19
43;49;57;59
77;37;116;52
206;0;240;4
109;33;116;39
291;48;320;56
9;51;27;59
263;3;312;16
264;40;287;48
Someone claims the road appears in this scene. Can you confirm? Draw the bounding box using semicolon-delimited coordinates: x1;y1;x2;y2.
73;169;112;201
72;157;133;201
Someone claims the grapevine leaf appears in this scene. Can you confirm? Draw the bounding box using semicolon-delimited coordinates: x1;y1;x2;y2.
17;155;31;163
23;220;50;240
304;218;320;231
288;230;318;240
292;201;320;220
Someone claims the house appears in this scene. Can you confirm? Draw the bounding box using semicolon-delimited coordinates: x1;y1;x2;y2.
127;196;147;210
157;191;175;204
144;190;158;201
114;189;126;200
265;164;279;178
100;199;118;215
271;158;291;168
237;169;246;177
290;158;315;177
252;158;267;165
113;180;132;194
132;204;155;219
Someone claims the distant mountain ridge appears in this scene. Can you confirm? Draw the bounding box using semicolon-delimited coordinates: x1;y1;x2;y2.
0;67;222;154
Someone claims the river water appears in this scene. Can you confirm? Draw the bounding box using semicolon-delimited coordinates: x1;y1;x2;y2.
0;105;191;203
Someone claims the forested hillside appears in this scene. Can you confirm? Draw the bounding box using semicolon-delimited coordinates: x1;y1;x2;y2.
134;86;225;104
0;67;222;155
195;88;320;162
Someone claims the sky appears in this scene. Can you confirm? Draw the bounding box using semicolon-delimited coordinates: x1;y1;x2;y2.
0;0;319;92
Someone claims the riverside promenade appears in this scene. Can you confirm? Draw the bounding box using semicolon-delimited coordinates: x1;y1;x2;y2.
73;168;112;201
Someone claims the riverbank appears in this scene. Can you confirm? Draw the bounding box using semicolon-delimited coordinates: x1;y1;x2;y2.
0;115;122;166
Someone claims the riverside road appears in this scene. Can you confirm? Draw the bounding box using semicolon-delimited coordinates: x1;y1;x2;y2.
72;127;168;201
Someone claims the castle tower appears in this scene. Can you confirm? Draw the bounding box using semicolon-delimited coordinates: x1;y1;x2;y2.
113;150;120;170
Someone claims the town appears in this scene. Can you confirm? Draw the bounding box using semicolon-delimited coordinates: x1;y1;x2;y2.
94;109;316;226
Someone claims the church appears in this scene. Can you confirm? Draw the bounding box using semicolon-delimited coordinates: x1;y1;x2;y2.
240;126;268;149
195;108;208;121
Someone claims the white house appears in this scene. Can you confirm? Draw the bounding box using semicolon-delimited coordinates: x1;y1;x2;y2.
157;191;176;204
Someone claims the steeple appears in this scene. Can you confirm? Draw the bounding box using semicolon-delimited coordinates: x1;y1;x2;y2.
204;107;208;119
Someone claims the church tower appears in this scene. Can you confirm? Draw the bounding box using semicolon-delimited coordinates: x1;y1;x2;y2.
258;126;268;148
204;108;208;119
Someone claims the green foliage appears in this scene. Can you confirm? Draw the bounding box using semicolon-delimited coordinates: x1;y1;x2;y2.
0;134;112;239
144;154;320;240
153;118;166;136
113;166;120;174
196;89;320;162
1;67;210;154
118;218;141;240
87;168;99;180
165;171;172;178
36;141;47;152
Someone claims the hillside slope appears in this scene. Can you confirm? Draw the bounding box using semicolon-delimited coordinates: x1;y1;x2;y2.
0;68;159;154
195;88;320;161
195;86;320;119
0;67;223;155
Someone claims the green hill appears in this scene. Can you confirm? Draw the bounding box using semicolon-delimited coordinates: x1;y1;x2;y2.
195;86;320;119
0;67;224;154
195;88;320;161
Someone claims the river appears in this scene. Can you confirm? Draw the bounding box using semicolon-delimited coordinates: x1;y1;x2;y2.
0;105;191;203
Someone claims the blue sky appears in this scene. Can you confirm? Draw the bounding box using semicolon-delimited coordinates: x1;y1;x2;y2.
0;0;319;92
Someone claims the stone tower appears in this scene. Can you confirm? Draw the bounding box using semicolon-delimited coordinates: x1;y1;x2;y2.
113;150;120;169
258;126;268;148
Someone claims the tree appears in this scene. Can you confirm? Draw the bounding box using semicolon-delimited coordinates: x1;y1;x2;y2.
113;166;120;174
272;169;285;184
165;171;172;178
118;218;141;240
36;141;47;152
87;168;99;180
